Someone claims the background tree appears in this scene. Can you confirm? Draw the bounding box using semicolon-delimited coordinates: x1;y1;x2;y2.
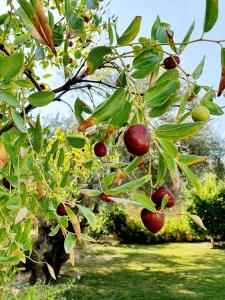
187;173;225;247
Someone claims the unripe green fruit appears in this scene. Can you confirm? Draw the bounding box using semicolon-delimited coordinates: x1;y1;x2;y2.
191;105;210;122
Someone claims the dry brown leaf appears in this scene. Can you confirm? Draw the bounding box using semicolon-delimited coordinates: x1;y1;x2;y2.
37;181;45;200
113;169;125;186
61;227;67;238
172;171;180;192
19;147;27;159
47;263;56;280
217;67;225;96
35;2;56;56
0;144;8;167
69;214;81;239
69;249;75;266
15;207;28;224
190;214;207;230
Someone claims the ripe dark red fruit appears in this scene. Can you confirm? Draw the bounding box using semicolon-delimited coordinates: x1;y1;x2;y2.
100;193;113;203
163;56;180;69
69;41;73;47
2;177;14;190
40;84;46;90
130;155;145;168
94;141;107;157
141;208;165;233
56;203;68;216
124;124;150;156
151;186;175;208
83;16;90;23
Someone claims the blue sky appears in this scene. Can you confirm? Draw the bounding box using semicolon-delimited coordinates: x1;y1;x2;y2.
1;1;225;134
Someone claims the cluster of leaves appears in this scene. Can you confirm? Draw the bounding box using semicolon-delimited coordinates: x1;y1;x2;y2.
0;0;224;283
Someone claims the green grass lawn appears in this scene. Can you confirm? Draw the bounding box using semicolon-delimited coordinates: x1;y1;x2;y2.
62;242;225;300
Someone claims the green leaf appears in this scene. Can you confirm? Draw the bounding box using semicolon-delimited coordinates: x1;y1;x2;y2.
178;162;201;193
48;10;54;28
80;233;96;242
87;46;112;75
131;193;156;212
83;159;93;169
80;189;101;197
64;232;76;254
124;156;144;174
49;225;60;237
201;91;223;115
156;69;179;84
149;94;175;118
154;122;205;141
159;139;178;158
156;153;166;186
161;150;180;191
65;0;73;18
86;0;99;9
12;112;27;133
144;80;180;107
132;51;161;79
102;172;115;187
0;90;21;108
0;13;8;25
67;136;85;149
108;101;131;130
14;33;31;46
108;19;114;45
33;115;42;153
117;16;142;45
105;175;150;196
0;53;24;81
53;24;64;47
151;15;161;41
69;16;84;34
176;95;188;121
50;140;59;155
156;22;173;43
192;55;206;80
15;79;33;88
77;204;96;229
78;88;127;131
133;50;159;69
7;196;21;209
179;21;195;53
203;0;218;33
75;98;92;123
57;148;64;168
60;170;70;188
179;154;209;166
204;100;223;115
28;91;55;107
161;195;169;210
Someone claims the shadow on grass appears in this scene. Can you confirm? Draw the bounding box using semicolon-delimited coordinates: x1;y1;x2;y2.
61;243;225;300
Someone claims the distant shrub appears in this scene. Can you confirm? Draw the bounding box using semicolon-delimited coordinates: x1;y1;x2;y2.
91;204;203;244
187;173;225;240
91;204;127;239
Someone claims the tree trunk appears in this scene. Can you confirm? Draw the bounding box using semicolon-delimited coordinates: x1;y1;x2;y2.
210;236;215;248
26;202;99;284
28;221;69;284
